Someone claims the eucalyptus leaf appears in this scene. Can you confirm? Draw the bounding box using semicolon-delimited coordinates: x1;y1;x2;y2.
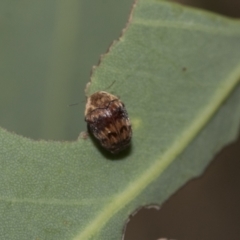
1;0;240;239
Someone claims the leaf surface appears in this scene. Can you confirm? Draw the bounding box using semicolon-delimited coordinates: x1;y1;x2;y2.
1;0;240;239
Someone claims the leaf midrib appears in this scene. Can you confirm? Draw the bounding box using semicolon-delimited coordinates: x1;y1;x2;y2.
73;57;240;240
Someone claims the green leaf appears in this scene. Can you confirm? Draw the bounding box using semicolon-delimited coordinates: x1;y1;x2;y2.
1;0;240;239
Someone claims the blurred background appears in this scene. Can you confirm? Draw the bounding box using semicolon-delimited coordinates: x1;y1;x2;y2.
0;0;133;141
0;0;239;239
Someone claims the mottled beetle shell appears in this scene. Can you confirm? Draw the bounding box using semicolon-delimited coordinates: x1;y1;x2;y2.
84;91;132;154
